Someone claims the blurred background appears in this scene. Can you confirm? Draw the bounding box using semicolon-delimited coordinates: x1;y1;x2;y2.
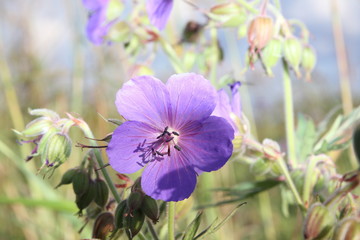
0;0;359;239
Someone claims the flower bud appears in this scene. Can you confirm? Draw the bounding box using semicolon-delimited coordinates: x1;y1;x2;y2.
283;38;303;78
127;192;144;214
55;168;78;189
302;45;316;81
72;169;90;195
333;217;360;240
303;203;336;239
28;108;60;121
250;158;271;175
261;38;282;77
124;209;145;239
114;200;127;229
45;132;72;166
262;138;281;160
131;177;143;193
141;195;159;224
247;16;274;53
210;3;246;27
94;178;109;208
76;179;96;213
21;117;53;137
92;212;115;240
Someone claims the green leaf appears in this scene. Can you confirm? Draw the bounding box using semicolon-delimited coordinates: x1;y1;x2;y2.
295;114;317;162
194;203;246;240
182;212;203;240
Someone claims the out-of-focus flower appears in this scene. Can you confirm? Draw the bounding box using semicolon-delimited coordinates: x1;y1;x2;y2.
146;0;173;30
106;73;234;201
212;82;247;150
247;16;273;53
82;0;118;44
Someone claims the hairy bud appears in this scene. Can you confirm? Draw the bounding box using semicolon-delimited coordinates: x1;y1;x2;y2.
45;132;72;166
303;203;336;239
283;38;303;78
302;45;316;81
333;217;360;240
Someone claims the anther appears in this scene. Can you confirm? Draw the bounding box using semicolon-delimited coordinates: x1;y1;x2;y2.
165;137;174;142
167;145;171;156
174;145;181;151
172;131;179;136
151;148;156;156
156;151;165;156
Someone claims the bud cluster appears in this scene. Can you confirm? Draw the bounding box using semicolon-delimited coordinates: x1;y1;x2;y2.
15;108;75;174
114;178;159;239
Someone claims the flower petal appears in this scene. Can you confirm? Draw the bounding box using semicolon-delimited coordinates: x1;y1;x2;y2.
86;9;111;44
146;0;173;30
107;121;159;174
116;76;171;128
82;0;108;11
141;151;197;201
179;116;234;173
167;73;217;129
230;81;241;117
212;89;237;131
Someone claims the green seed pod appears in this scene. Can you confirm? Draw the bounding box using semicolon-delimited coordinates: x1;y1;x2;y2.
94;178;109;208
333;217;360;240
303;203;336;239
45;132;72;166
127;192;144;213
250;158;270;175
92;212;115;240
302;45;316;81
261;38;282;77
76;179;96;213
114;200;127;229
55;168;78;189
72;169;90;195
124;210;145;239
141;195;159;224
283;38;303;78
131;177;143;193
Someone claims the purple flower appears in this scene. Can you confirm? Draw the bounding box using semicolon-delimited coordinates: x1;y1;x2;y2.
212;82;242;133
106;73;234;201
82;0;116;44
146;0;173;30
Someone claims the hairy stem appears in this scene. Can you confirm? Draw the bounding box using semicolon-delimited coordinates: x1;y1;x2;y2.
167;202;176;240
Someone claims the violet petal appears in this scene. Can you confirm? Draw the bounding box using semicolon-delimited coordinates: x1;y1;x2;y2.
146;0;173;30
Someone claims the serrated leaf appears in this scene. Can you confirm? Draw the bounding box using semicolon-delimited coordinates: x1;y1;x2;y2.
296;114;317;162
182;212;203;240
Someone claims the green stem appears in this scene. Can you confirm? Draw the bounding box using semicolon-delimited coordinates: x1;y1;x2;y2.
146;219;159;240
277;156;304;210
80;124;121;204
167;202;176;240
282;60;297;166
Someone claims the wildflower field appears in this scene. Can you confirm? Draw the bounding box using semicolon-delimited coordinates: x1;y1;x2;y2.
0;0;360;239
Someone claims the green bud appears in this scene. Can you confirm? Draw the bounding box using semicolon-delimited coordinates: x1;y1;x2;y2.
250;158;270;175
86;202;103;219
92;212;115;240
303;203;336;239
114;200;127;229
261;38;282;77
28;108;60;121
302;45;316;81
21;117;53;137
72;169;90;196
141;195;159;224
333;217;360;240
55;168;78;189
127;192;144;213
124;209;145;239
45;132;72;166
283;38;303;78
209;3;246;27
131;177;143;193
353;124;360;164
94;178;109;208
76;179;96;213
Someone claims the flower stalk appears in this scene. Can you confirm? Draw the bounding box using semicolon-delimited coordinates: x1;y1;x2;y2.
168;201;176;240
282;59;297;166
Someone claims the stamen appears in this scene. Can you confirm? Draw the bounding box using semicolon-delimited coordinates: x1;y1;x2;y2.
167;145;171;156
174;145;181;151
156;126;170;139
151;148;156;156
172;131;180;136
156;151;165;156
165;137;174;142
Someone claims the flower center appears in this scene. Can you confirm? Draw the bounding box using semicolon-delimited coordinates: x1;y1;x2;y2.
152;126;181;157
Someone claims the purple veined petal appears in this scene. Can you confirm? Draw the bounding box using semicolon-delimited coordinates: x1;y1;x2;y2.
230;81;242;117
212;89;237;132
86;8;111;45
107;121;160;174
116;76;172;128
146;0;173;30
179;116;234;173
166;73;217;129
141;150;197;201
